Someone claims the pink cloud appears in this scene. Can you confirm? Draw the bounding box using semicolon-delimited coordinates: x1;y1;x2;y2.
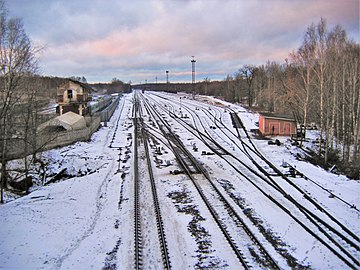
32;0;359;82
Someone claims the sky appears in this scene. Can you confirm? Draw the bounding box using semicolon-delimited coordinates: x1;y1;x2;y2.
5;0;360;84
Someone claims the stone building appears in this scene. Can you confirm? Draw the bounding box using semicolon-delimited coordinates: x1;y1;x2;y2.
57;79;92;116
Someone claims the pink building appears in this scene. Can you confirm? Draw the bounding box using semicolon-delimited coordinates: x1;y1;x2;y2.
259;113;297;136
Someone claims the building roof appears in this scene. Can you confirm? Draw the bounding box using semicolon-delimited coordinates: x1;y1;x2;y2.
58;79;94;93
38;111;87;131
68;79;94;92
259;112;296;122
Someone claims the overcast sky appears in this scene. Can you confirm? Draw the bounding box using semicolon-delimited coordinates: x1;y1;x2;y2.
6;0;360;83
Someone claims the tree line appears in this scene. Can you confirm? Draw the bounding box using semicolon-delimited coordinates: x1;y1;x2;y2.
162;18;358;175
238;18;359;173
232;19;358;174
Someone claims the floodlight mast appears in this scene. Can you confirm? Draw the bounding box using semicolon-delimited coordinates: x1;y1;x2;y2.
191;56;196;99
166;70;169;92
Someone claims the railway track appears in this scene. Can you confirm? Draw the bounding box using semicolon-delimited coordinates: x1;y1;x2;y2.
227;112;360;268
140;92;281;269
285;163;359;211
108;94;126;149
133;95;143;269
132;92;171;269
199;102;359;214
145;92;359;269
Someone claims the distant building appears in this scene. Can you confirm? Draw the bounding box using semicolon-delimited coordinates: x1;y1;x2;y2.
259;113;297;136
57;79;92;116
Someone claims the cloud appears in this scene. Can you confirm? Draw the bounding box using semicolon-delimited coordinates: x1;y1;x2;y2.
6;0;360;83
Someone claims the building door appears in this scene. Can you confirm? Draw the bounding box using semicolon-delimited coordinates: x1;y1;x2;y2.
284;123;290;135
269;122;279;135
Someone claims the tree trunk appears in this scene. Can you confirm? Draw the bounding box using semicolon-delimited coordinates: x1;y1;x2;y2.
353;87;360;163
318;64;325;159
330;74;337;152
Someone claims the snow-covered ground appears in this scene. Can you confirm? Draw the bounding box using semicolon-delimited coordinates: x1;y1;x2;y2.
0;91;358;269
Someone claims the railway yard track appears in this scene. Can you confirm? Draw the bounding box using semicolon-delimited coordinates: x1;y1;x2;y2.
132;92;172;269
135;91;359;269
98;90;359;269
140;93;281;269
0;90;358;269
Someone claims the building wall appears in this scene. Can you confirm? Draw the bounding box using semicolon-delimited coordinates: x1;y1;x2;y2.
259;115;296;136
4;116;101;160
37;116;101;152
57;80;89;116
57;81;88;103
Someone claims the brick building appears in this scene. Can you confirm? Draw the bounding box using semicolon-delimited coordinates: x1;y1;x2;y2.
259;113;297;136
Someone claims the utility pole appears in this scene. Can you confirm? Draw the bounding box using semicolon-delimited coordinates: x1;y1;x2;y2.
191;56;196;99
166;70;169;92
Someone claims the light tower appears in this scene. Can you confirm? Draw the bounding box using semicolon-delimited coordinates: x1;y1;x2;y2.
191;56;196;99
166;70;169;92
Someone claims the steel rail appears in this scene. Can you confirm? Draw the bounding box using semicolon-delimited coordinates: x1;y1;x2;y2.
141;93;280;269
173;96;359;268
186;100;360;267
136;95;172;269
133;93;143;269
146;92;359;269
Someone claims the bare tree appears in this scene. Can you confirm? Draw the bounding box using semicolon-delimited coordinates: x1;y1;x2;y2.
287;23;319;128
325;25;347;157
309;18;328;160
0;1;39;203
343;42;360;166
237;65;257;107
285;18;359;169
223;74;235;102
203;77;211;96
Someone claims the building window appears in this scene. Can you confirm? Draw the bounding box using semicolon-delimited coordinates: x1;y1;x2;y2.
67;89;73;100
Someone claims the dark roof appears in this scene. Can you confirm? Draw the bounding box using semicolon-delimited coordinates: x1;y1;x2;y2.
68;79;94;92
260;112;296;122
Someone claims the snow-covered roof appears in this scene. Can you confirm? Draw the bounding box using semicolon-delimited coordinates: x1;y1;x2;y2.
259;112;296;122
38;111;87;131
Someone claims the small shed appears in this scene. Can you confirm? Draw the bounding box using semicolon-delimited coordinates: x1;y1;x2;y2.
259;113;297;136
57;79;92;116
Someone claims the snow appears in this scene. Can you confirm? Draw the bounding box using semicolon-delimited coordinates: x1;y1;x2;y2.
0;91;359;269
